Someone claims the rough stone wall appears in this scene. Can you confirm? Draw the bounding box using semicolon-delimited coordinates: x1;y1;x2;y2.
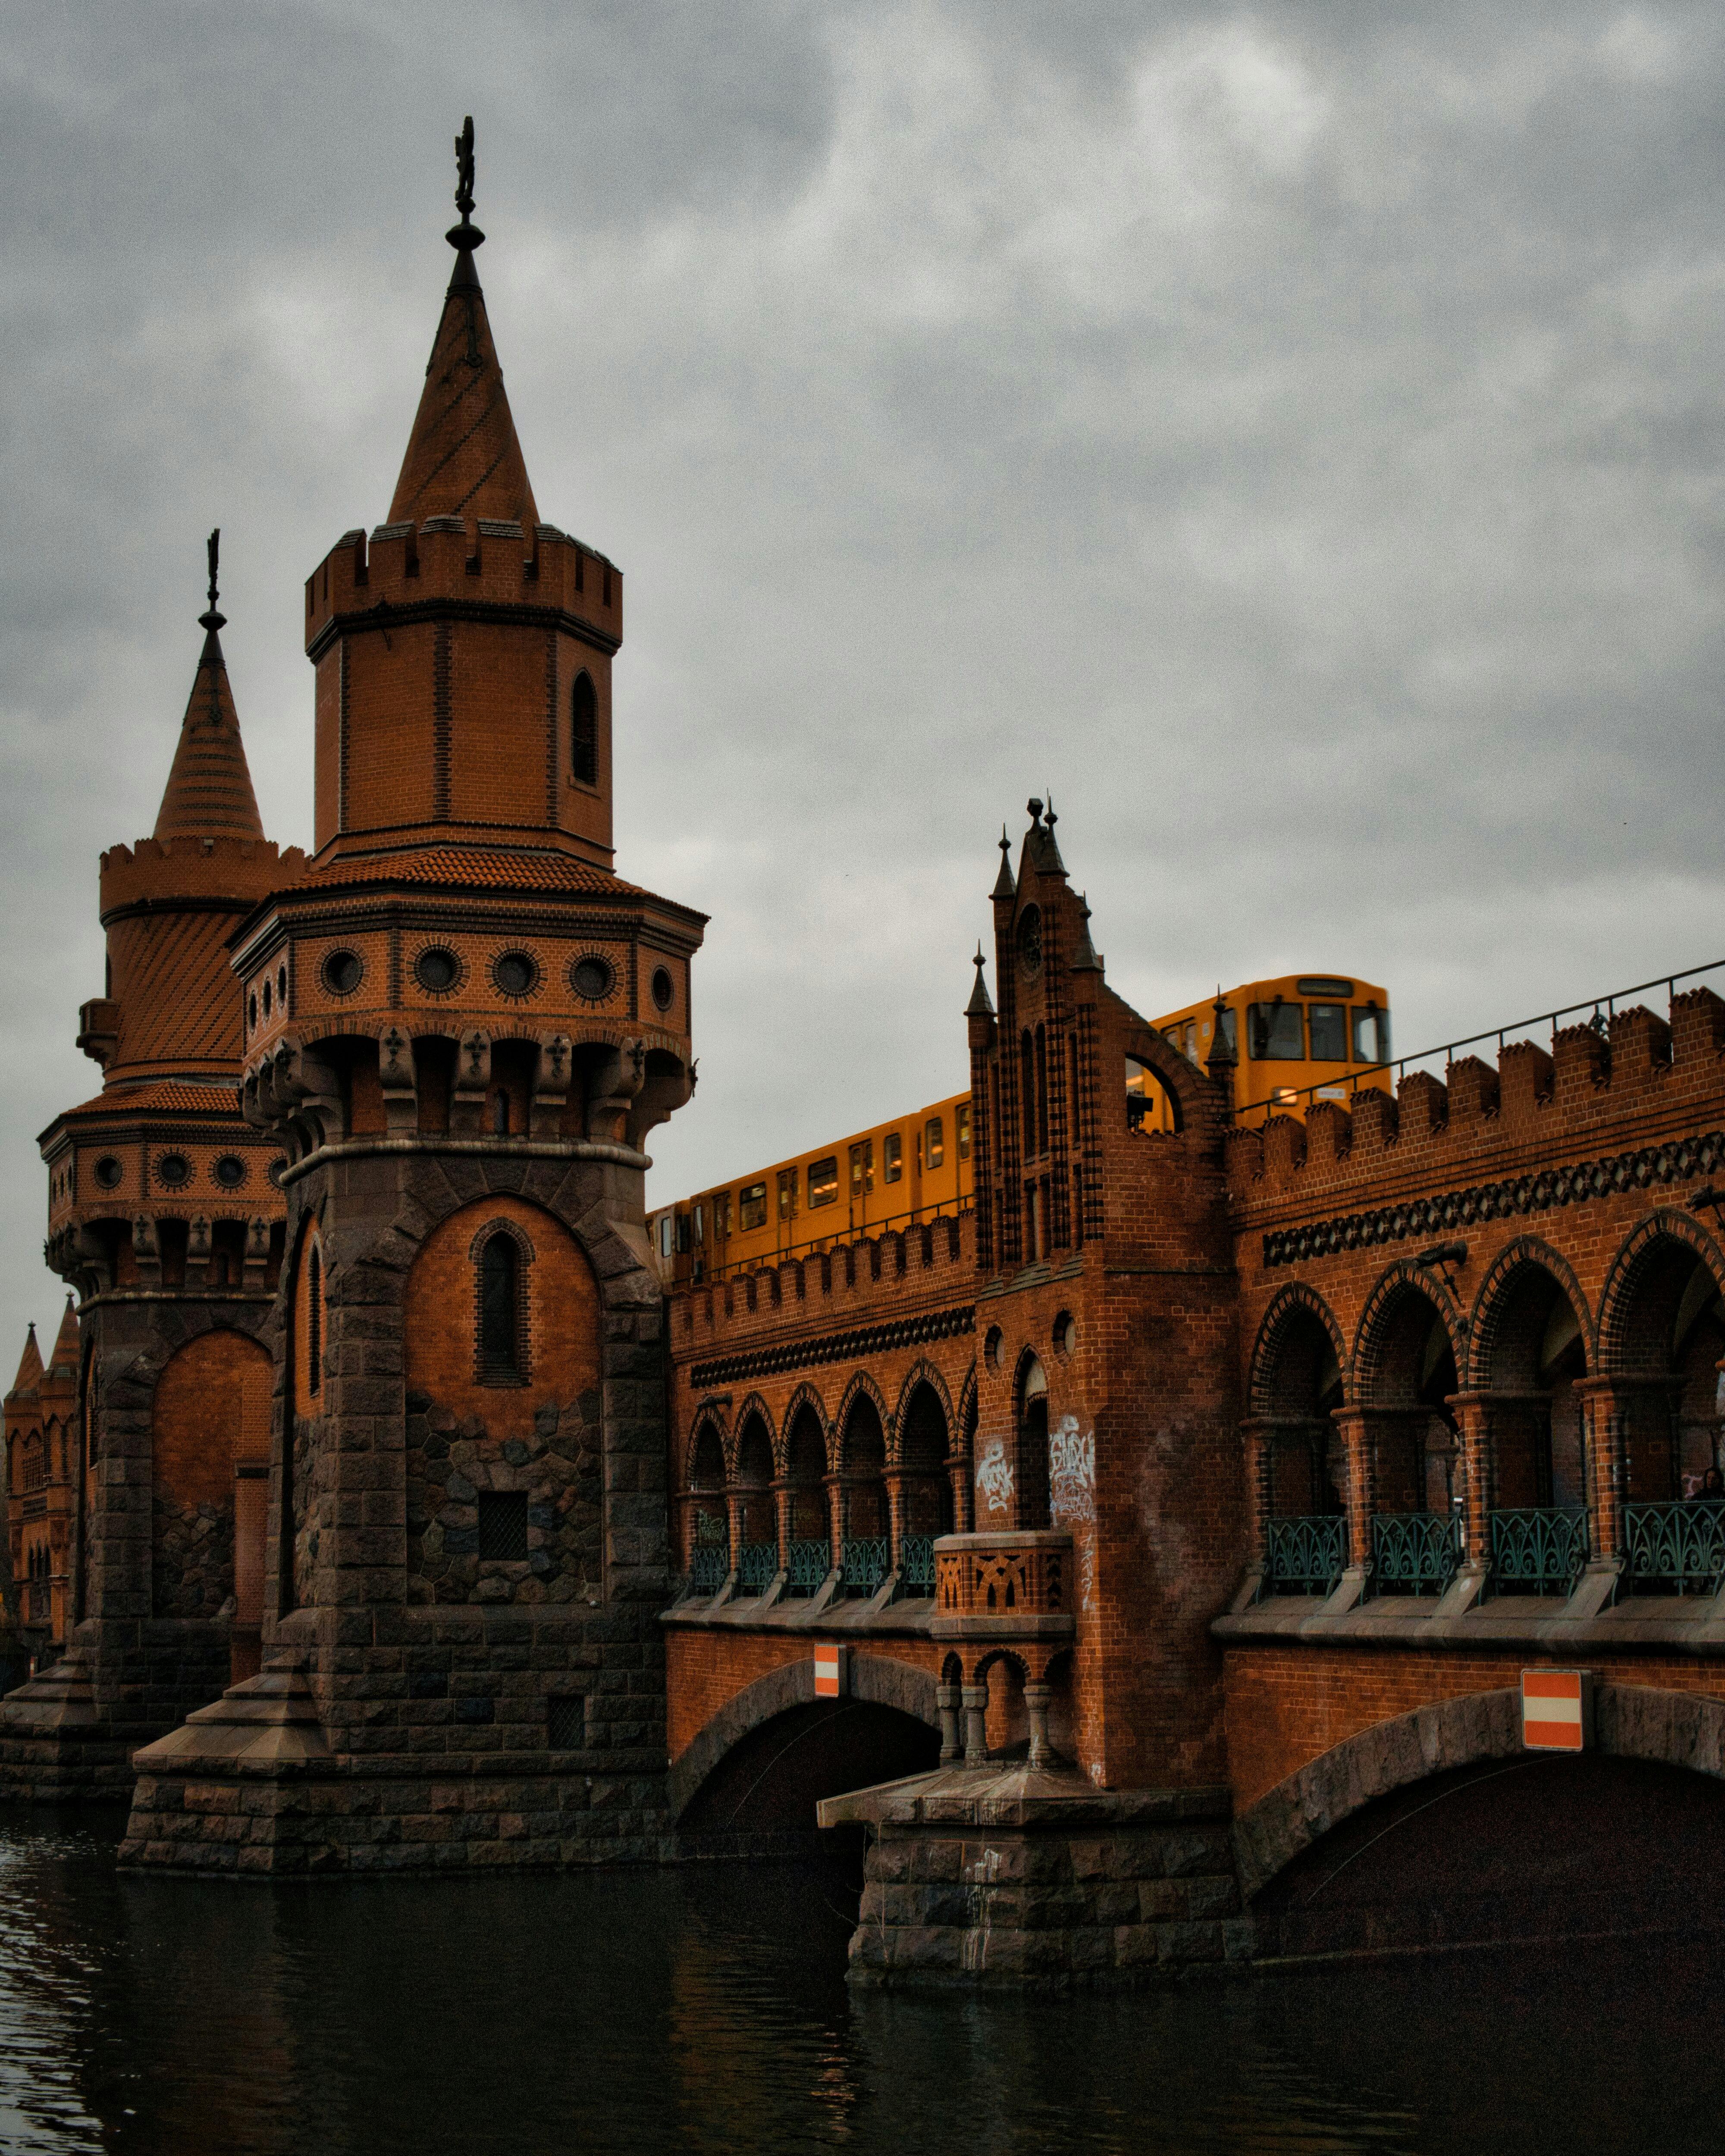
150;1329;270;1618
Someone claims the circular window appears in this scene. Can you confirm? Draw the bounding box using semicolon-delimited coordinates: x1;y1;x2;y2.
651;966;674;1014
247;992;257;1032
1017;906;1042;978
415;946;460;994
277;964;288;1004
984;1325;1003;1374
214;1155;247;1190
157;1153;191;1189
268;1158;288;1186
492;950;539;999
93;1156;122;1191
261;981;273;1017
571;955;614;1004
322;949;363;997
1054;1310;1076;1359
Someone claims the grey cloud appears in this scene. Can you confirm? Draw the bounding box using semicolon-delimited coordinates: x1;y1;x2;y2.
1;3;1722;1331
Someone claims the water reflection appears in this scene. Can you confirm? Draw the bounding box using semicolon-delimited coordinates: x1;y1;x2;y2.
0;1809;1717;2154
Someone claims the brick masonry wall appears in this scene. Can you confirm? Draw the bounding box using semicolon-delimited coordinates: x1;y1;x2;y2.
664;1625;940;1763
151;1328;271;1619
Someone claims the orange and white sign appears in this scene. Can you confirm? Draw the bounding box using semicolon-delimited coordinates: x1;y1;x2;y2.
1522;1668;1593;1752
813;1645;845;1699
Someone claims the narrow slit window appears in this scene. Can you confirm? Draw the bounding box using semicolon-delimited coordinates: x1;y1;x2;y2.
307;1243;323;1398
571;671;598;787
479;1234;521;1379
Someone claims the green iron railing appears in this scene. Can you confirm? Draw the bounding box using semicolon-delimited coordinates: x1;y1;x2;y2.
785;1539;831;1595
898;1534;937;1595
1372;1512;1461;1597
1625;1500;1725;1594
738;1541;777;1594
842;1537;890;1595
1263;1515;1346;1597
689;1543;729;1595
1490;1507;1588;1594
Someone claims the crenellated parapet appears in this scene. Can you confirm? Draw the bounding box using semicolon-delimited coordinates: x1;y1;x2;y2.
1226;988;1725;1225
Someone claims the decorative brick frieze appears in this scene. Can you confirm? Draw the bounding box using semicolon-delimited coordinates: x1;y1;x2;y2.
689;1305;975;1394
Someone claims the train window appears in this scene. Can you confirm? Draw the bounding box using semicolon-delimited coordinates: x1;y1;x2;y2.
1298;977;1353;998
1216;1006;1238;1058
739;1182;767;1230
675;1213;690;1253
807;1156;838;1208
850;1141;874;1197
884;1133;903;1184
1353;1004;1391;1064
715;1194;731;1237
926;1118;944;1169
658;1215;672;1259
957;1103;971;1160
693;1203;705;1244
1308;1004;1347;1061
1248;1002;1304;1060
778;1168;797;1221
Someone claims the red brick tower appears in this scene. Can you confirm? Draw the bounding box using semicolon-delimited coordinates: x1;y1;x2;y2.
123;125;705;1871
2;553;300;1798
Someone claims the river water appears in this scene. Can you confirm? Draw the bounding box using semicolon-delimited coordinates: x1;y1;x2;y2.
0;1808;1716;2156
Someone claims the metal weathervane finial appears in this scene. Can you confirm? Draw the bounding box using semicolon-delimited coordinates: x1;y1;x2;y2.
200;528;226;633
448;114;485;252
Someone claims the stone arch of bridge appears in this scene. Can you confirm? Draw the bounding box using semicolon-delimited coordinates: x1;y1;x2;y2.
666;1652;940;1826
1233;1683;1725;1907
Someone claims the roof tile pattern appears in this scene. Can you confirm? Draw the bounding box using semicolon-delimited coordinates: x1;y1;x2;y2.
153;628;265;842
106;909;246;1072
62;1080;243;1121
388;250;539;530
300;843;653;901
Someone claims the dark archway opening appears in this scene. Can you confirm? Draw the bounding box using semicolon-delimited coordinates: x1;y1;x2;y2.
1252;1754;1725;1961
678;1700;940;1861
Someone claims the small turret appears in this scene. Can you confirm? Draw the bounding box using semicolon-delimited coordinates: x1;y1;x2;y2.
8;1326;42;1401
991;826;1016;902
966;943;995;1017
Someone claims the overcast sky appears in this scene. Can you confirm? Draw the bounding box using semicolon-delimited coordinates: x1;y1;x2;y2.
4;2;1724;1340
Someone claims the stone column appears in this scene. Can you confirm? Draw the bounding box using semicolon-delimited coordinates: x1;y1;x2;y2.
1239;1417;1273;1572
824;1473;844;1572
884;1469;906;1571
949;1457;971;1534
936;1682;962;1764
771;1479;790;1574
961;1683;988;1765
1023;1683;1053;1768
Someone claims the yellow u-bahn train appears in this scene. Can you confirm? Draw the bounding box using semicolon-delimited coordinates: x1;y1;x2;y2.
649;971;1390;1286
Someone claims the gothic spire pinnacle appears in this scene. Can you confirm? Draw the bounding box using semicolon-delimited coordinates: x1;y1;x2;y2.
448;114;484;257
966;942;995;1016
1070;892;1102;973
9;1324;42;1398
991;825;1016;901
200;527;225;633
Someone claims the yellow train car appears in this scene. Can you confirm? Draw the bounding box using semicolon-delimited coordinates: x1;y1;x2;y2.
650;973;1390;1284
1138;972;1392;1132
648;1089;973;1287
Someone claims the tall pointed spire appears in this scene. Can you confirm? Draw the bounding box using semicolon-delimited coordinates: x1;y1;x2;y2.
152;531;265;843
9;1325;42;1398
966;942;995;1016
387;117;539;530
991;826;1016;901
48;1298;78;1376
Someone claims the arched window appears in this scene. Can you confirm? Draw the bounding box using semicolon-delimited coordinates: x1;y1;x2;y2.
571;671;598;787
490;1087;510;1136
307;1242;323;1398
479;1233;521;1380
1018;1357;1050;1530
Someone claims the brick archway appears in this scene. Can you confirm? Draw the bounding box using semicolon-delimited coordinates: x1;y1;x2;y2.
1249;1283;1348;1416
1234;1684;1725;1902
665;1652;940;1821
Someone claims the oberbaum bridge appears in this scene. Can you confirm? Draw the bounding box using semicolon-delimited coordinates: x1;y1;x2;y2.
8;131;1725;1982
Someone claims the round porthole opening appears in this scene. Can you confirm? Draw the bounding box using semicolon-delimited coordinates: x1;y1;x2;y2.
247;992;258;1031
157;1153;191;1189
93;1156;122;1191
571;956;614;1003
214;1155;247;1190
1054;1310;1076;1359
984;1325;1003;1374
322;949;362;997
415;947;460;994
651;966;674;1013
492;951;539;999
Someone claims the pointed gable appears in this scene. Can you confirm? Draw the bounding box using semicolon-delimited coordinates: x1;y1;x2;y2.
47;1299;78;1376
9;1325;43;1401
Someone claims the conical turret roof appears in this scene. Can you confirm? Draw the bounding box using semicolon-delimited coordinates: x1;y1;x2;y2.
9;1326;42;1399
387;126;539;531
153;535;265;843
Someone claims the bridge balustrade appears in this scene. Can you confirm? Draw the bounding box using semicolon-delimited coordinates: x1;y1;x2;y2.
1371;1512;1461;1597
841;1537;890;1596
737;1541;777;1595
1488;1506;1588;1594
689;1543;729;1596
932;1530;1074;1629
897;1533;937;1597
1260;1516;1346;1598
784;1539;831;1595
1625;1500;1725;1595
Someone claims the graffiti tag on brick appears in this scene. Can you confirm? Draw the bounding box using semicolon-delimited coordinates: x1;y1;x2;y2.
975;1437;1013;1517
